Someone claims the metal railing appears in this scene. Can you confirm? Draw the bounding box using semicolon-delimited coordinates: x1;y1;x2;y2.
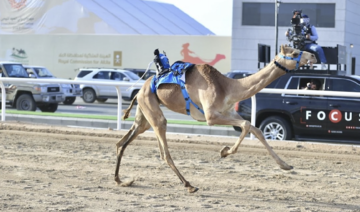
1;78;360;137
0;78;144;130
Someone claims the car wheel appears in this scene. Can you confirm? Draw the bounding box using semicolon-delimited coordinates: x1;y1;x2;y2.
63;97;76;105
259;116;292;140
82;88;96;103
97;98;108;103
16;94;37;111
38;103;58;112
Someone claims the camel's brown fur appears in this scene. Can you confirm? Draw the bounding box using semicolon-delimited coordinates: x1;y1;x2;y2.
115;45;317;193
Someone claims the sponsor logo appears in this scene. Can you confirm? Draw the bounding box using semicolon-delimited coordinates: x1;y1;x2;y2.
305;109;360;123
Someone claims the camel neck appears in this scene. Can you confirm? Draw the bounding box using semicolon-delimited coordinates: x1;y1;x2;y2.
230;62;286;102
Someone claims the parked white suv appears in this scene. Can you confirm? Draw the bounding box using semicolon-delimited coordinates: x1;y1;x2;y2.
24;65;82;105
74;68;145;103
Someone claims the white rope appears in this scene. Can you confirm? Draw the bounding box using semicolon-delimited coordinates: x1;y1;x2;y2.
126;61;153;91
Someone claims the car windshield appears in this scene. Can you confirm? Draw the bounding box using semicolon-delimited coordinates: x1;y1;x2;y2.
4;64;29;77
34;67;54;77
124;71;141;80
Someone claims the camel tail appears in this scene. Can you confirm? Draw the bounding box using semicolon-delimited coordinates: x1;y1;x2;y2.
122;94;137;120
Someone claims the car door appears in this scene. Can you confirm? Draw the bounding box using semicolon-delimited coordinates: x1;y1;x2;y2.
282;76;328;137
325;77;360;141
109;71;130;98
93;71;111;96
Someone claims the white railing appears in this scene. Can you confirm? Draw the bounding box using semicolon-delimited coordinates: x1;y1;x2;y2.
1;78;360;136
0;78;144;130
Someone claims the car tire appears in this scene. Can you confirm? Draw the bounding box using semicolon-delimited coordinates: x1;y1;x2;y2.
16;94;37;111
259;116;292;140
82;88;96;103
63;97;76;105
38;103;58;113
97;98;108;103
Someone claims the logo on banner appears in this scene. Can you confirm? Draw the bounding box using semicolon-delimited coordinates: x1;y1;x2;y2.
11;47;28;59
8;0;27;9
113;51;122;66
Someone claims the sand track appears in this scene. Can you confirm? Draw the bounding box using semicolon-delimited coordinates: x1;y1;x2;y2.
0;122;360;212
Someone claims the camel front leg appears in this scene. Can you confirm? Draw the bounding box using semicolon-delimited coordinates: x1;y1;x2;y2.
220;119;250;157
205;110;292;170
249;126;293;170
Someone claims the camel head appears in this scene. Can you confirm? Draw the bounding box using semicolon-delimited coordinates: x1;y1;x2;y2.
275;45;317;71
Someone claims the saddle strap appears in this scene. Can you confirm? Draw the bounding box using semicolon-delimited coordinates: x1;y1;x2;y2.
179;82;204;115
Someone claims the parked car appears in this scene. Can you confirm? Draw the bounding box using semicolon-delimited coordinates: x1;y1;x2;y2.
74;68;145;103
0;61;64;112
125;68;156;80
24;65;82;105
232;70;360;144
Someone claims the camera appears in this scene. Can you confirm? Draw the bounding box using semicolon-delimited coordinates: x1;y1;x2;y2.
286;10;307;50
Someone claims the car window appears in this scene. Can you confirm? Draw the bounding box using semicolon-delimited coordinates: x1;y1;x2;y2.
124;71;141;80
94;71;110;79
328;78;360;92
77;70;92;78
25;68;35;75
285;77;299;90
110;72;126;80
299;77;324;90
3;64;29;77
34;67;54;77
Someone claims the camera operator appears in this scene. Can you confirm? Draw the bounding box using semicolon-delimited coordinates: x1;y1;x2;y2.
286;12;327;70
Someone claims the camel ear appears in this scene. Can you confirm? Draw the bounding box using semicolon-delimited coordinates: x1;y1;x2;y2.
280;45;285;54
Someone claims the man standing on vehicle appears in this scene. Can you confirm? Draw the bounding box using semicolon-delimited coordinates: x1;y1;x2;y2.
286;13;328;70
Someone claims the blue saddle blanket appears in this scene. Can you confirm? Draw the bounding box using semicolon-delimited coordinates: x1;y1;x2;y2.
150;61;194;93
150;61;204;115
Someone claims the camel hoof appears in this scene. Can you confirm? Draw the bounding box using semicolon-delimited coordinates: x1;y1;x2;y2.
220;146;230;158
280;164;293;170
187;186;199;193
115;176;122;185
120;179;135;187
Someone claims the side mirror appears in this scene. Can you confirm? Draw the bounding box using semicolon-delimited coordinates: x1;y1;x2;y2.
123;77;130;82
29;74;36;78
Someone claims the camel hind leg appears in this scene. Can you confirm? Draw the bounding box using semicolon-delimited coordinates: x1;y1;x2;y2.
114;106;151;185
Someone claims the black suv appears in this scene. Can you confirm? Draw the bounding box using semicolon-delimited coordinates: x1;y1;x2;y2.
231;70;360;144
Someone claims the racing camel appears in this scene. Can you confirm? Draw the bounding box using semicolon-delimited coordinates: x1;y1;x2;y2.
114;45;317;193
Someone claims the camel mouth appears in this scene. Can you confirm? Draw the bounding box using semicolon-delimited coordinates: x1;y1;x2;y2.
307;60;313;69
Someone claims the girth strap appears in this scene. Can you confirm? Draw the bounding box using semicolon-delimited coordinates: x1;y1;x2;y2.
179;82;204;115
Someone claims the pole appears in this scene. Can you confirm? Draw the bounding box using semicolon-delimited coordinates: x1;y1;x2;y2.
275;0;279;55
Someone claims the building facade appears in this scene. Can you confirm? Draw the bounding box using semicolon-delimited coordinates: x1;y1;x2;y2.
232;0;359;74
